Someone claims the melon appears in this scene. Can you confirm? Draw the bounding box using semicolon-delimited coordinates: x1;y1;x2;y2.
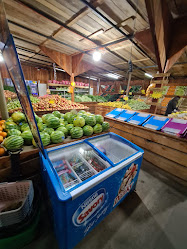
3;135;24;151
33;132;50;147
44;128;54;135
52;111;61;119
7;129;21;136
66;124;74;134
73;117;85;127
21;130;33;145
70;127;83;139
34;114;39;123
11;112;25;124
85;115;96;126
83;125;93;136
20;123;29;132
102;122;110;131
50;131;65;144
95;115;104;124
5;121;20;131
93;124;102;134
42;114;54;123
46;116;60;129
67;114;76;124
38;122;44;132
64;112;72;121
57;126;68;137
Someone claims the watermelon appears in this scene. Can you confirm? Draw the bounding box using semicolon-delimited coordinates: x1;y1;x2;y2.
71;109;77;115
34;114;39;123
11;112;25;124
43;124;47;129
59;119;65;125
83;125;93;136
42;114;54;123
52;111;61;118
38;122;44;132
78;110;86;115
102;122;110;131
44;128;54;135
70;127;83;139
66;124;74;134
46;116;60;129
33;132;50;147
6;117;13;122
37;117;43;123
61;113;65;119
85;115;96;126
67;114;76;124
7;129;21;136
50;131;65;144
73;117;85;127
64;112;72;121
95;115;104;124
57;126;68;137
21;130;33;145
3;135;24;151
93;124;102;134
20;123;29;132
5;121;20;131
81;114;88;120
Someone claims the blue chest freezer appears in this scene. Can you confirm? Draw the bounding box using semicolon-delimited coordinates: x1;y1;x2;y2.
40;133;144;249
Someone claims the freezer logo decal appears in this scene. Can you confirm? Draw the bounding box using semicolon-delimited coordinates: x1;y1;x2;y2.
73;188;106;226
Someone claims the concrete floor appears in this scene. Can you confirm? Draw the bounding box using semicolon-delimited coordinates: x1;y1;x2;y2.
24;160;187;249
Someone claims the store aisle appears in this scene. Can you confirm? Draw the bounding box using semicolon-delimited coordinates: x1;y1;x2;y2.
24;160;187;249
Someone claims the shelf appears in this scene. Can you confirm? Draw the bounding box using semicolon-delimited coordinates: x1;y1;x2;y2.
48;83;89;88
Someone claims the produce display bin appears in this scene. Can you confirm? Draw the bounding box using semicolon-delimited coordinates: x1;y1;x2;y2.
40;132;144;249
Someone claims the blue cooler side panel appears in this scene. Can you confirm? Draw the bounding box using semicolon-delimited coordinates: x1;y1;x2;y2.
40;155;71;249
65;156;143;249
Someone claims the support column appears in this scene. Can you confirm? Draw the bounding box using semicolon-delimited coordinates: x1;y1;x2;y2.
0;72;9;119
71;73;75;102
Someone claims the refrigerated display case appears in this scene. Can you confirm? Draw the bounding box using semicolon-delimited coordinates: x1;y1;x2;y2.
40;132;144;249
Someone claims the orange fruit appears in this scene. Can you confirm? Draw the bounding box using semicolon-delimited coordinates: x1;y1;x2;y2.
0;147;5;156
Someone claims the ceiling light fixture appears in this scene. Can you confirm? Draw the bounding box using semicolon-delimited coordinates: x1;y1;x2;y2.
145;73;153;78
105;73;120;79
0;52;4;62
93;50;101;62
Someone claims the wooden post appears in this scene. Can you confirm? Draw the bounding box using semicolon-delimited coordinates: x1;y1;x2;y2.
71;73;75;102
0;72;9;119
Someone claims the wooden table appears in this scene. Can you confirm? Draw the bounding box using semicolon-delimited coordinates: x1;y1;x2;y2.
105;116;187;185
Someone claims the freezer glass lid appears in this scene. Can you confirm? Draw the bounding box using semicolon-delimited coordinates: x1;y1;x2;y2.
48;143;110;191
88;135;137;164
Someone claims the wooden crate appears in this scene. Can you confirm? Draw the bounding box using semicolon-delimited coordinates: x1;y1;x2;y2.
105;116;187;185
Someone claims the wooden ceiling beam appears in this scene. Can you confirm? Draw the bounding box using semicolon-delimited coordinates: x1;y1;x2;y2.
145;0;187;73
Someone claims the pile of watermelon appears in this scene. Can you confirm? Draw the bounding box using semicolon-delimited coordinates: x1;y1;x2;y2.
2;110;110;151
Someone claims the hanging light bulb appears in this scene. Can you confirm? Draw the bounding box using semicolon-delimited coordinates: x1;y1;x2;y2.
93;50;101;62
0;52;4;62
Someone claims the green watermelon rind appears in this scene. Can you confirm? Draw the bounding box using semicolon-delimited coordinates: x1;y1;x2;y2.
93;124;103;134
50;131;65;144
3;135;24;151
102;122;110;131
46;116;60;129
70;127;83;139
83;125;93;136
